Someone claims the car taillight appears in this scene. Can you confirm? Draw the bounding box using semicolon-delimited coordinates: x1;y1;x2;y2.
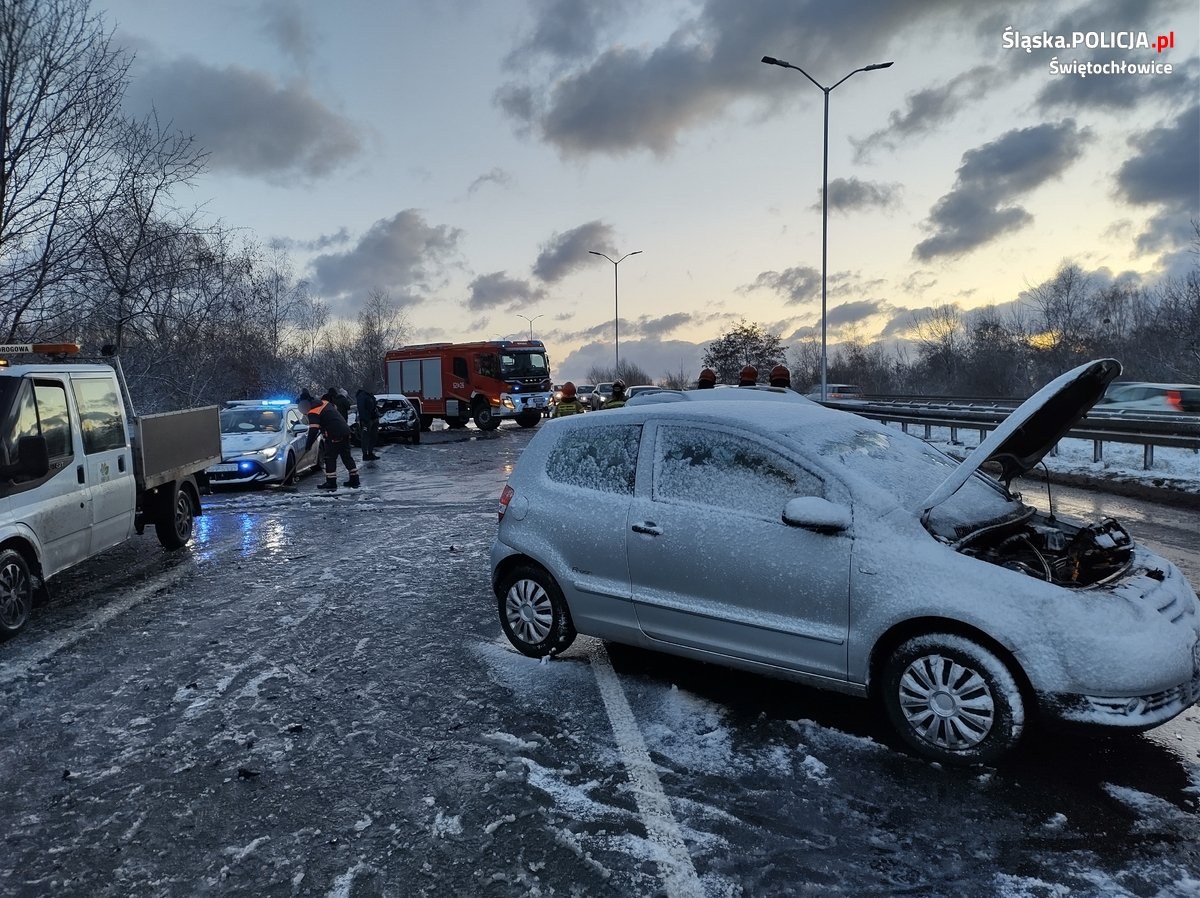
1166;390;1182;411
498;484;514;521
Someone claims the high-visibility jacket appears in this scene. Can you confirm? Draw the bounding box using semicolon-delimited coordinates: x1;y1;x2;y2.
306;400;350;449
552;398;587;417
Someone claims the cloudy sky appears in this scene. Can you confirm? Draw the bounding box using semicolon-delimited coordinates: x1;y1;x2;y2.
106;0;1198;382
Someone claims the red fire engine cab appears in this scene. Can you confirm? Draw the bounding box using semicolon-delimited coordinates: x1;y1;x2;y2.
382;340;553;431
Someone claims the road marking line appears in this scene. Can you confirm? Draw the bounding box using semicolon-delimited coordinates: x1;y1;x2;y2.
587;640;704;898
0;564;194;686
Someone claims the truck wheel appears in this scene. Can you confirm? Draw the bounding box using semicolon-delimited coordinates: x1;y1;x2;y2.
0;549;33;638
156;486;195;550
420;415;434;432
516;410;541;428
473;404;501;431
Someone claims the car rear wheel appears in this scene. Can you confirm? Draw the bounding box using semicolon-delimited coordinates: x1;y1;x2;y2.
497;564;576;658
881;633;1025;766
0;549;33;638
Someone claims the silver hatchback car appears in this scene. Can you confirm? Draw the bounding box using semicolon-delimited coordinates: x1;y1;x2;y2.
491;359;1200;765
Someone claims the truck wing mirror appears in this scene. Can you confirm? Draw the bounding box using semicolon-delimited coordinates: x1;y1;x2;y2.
16;435;50;479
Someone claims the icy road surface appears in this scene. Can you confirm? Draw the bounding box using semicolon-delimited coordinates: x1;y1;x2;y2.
0;426;1197;898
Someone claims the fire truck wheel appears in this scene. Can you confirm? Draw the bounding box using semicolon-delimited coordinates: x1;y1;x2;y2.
496;563;577;658
473;403;501;431
420;415;434;432
155;485;195;550
0;549;33;637
446;418;468;430
516;411;541;428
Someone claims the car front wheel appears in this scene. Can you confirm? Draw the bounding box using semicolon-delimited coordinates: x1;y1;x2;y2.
880;633;1025;766
0;549;33;637
496;564;576;658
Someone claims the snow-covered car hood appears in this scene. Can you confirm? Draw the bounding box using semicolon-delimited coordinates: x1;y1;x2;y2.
220;432;281;455
918;358;1121;514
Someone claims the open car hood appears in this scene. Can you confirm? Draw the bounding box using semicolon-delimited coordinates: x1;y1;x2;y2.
917;358;1121;514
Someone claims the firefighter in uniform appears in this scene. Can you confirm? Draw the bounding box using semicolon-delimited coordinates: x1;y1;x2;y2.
601;380;627;409
551;382;587;417
696;368;716;389
298;389;359;490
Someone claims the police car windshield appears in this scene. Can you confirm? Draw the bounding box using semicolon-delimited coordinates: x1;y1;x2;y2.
500;352;548;377
220;408;281;433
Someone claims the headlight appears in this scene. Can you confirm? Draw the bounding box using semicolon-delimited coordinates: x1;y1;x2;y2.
257;446;279;460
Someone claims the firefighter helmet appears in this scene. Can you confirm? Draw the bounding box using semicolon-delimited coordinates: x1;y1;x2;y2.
561;381;577;399
738;365;758;386
697;368;717;387
769;364;791;388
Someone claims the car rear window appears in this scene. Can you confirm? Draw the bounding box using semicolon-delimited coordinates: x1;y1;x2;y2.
545;425;640;494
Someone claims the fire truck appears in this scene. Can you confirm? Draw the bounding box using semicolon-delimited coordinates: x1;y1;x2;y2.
383;340;553;431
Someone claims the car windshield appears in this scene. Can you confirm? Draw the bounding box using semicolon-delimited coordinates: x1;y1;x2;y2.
794;423;1022;536
499;352;549;377
220;408;281;433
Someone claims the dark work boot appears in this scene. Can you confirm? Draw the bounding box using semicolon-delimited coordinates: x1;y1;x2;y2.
344;471;361;488
317;477;337;491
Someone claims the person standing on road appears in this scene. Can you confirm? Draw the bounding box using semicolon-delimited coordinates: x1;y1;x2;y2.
551;382;587;417
300;389;359;490
601;380;627;409
696;368;717;389
326;386;352;420
356;385;380;461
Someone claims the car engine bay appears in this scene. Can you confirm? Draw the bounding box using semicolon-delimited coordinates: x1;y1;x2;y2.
953;510;1135;587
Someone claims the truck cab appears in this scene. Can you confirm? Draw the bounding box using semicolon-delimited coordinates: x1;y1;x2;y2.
0;347;221;638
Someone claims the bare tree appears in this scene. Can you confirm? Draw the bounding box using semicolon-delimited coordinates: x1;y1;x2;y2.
0;0;130;338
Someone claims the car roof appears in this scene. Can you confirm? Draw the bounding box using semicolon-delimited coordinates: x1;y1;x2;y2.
627;386;816;406
568;394;836;433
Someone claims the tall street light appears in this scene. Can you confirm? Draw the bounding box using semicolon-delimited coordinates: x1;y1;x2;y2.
589;250;641;373
761;54;892;401
516;313;544;341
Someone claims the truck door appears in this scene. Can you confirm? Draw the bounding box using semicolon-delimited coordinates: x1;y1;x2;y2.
69;374;136;553
0;377;93;577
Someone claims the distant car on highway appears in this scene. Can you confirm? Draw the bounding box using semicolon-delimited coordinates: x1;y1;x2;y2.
1097;382;1200;414
804;383;865;401
589;382;615;411
208;400;321;486
625;384;662;400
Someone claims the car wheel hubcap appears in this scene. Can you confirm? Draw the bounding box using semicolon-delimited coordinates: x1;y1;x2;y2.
505;579;552;645
0;561;30;628
898;654;995;750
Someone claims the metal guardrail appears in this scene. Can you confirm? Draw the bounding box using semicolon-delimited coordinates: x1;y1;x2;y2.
821;399;1200;470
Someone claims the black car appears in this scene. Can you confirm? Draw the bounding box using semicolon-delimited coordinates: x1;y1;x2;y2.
348;393;421;445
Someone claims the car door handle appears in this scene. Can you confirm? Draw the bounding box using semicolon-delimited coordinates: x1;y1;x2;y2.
631;522;662;536
77;465;85;484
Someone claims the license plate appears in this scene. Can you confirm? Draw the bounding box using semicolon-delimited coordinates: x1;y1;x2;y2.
210;463;239;473
533;398;546;407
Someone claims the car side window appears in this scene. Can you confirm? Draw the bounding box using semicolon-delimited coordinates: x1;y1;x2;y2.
34;381;74;460
70;377;126;454
653;425;822;519
545;425;640;495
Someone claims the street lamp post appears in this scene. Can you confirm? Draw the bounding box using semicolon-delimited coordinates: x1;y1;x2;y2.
516;313;544;341
589;250;642;374
761;55;892;401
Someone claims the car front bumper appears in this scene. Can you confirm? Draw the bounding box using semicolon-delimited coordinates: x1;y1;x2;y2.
207;456;288;485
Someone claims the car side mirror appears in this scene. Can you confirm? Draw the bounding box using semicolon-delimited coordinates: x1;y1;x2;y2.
292;422;308;434
782;496;851;534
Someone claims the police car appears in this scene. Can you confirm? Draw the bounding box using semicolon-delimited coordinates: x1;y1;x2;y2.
206;400;323;486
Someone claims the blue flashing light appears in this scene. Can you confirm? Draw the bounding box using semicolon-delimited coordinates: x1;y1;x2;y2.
238;461;256;471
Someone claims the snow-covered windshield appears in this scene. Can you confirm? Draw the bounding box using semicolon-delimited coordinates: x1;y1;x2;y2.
794;424;1023;535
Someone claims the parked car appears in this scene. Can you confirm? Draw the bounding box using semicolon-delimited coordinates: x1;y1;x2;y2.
625;384;662;400
490;358;1200;766
589;382;615;411
804;383;865;401
1097;381;1200;414
207;400;321;486
348;394;421;445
